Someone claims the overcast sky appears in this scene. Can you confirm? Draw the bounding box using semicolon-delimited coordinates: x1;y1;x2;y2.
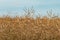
0;0;60;17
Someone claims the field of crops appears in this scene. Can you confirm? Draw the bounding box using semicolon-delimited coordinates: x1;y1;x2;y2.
0;16;60;40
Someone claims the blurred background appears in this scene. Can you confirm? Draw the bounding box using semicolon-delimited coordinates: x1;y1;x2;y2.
0;0;60;17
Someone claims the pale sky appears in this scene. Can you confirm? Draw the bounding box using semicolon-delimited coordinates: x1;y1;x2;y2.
0;0;60;17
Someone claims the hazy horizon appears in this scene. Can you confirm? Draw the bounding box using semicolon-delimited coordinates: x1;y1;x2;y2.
0;0;60;17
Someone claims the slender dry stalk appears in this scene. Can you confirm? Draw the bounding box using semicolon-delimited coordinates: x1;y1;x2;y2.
0;16;60;40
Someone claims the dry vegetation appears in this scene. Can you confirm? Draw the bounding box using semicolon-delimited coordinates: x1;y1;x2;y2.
0;9;60;40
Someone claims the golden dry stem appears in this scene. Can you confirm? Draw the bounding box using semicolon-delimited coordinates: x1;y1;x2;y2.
0;17;60;40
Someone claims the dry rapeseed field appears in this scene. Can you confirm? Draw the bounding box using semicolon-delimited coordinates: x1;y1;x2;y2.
0;17;60;40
